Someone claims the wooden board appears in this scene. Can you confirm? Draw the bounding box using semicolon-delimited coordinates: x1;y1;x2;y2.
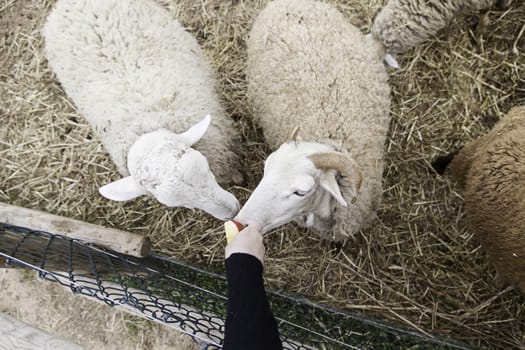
0;312;84;350
0;203;151;258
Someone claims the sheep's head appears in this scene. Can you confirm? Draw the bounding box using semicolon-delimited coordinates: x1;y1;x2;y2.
235;142;362;233
99;115;240;220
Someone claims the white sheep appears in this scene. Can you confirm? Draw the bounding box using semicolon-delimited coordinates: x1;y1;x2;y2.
235;0;391;241
372;0;512;57
43;0;242;220
432;106;525;293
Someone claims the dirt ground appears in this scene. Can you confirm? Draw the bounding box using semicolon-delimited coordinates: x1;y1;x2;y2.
1;0;525;349
0;269;198;349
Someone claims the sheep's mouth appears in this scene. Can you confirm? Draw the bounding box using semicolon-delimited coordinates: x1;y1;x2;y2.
261;215;297;234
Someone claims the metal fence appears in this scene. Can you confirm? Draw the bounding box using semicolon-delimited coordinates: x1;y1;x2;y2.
0;222;471;349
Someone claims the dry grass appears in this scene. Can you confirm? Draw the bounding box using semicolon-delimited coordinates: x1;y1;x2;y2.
1;0;524;349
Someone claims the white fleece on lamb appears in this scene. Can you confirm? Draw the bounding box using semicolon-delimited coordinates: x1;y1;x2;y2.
246;0;391;240
43;0;241;184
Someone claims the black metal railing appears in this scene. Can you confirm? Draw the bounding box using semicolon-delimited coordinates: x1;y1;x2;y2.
0;223;471;349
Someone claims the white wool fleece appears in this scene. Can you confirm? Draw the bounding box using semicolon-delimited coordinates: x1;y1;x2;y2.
245;0;391;241
43;0;241;184
372;0;500;55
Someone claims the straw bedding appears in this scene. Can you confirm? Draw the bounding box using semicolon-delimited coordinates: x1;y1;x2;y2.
1;0;524;349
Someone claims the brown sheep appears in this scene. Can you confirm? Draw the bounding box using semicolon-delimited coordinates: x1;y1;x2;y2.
433;106;525;292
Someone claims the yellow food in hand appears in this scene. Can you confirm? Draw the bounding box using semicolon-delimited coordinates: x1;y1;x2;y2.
224;220;244;243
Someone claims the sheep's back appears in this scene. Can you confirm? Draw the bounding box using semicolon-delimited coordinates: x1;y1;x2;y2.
462;106;525;291
44;0;222;129
247;0;390;154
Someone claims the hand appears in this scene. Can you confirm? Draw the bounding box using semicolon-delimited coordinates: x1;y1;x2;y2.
225;223;265;265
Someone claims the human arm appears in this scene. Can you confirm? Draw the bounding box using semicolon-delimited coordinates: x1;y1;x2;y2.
223;225;282;350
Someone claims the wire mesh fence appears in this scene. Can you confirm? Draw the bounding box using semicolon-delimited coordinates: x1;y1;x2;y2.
0;222;472;349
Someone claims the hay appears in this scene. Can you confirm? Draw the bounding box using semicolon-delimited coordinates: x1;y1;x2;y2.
1;0;524;349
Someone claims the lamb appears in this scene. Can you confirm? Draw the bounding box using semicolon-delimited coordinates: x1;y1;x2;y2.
432;106;525;293
372;0;512;57
43;0;242;220
235;0;391;241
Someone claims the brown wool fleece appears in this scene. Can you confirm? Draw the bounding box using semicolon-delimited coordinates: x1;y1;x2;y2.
449;106;525;292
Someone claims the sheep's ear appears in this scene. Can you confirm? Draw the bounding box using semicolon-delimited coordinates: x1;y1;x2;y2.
99;176;147;201
384;53;399;69
319;170;347;207
180;114;211;146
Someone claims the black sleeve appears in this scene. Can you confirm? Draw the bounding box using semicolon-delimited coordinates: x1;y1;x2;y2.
223;253;283;350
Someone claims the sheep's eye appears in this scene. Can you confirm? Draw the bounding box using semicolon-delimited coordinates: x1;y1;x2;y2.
293;190;309;197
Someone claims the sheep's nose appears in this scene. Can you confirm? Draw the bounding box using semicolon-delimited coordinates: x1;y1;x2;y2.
221;194;240;221
223;202;240;221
